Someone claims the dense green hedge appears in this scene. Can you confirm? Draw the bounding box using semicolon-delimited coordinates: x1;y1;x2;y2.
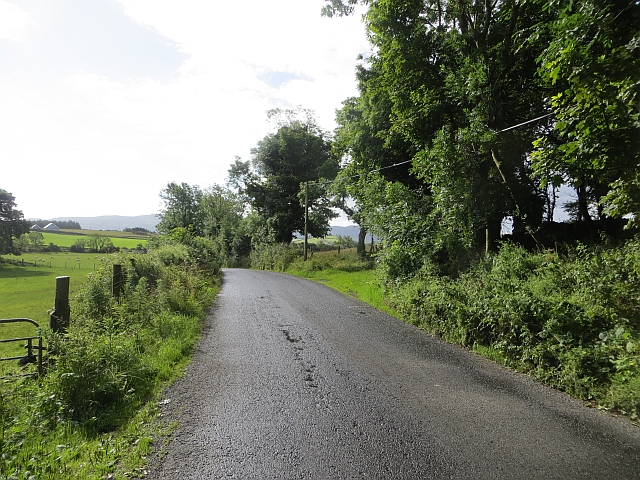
386;240;640;419
0;240;219;478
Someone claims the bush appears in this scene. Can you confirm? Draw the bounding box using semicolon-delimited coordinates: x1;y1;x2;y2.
385;239;640;417
251;243;302;271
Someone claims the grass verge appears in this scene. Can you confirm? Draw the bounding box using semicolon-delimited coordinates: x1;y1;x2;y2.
0;242;220;478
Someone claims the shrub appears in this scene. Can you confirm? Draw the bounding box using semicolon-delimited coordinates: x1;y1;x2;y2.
251;243;302;271
385;239;640;415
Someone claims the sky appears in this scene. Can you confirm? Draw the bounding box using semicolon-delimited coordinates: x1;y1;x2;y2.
1;0;369;223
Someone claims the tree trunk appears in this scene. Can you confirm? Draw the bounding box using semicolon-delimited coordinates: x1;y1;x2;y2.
491;149;547;248
357;228;367;257
577;183;592;224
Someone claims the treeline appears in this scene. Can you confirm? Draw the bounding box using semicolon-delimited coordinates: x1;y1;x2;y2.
318;0;640;275
123;227;151;235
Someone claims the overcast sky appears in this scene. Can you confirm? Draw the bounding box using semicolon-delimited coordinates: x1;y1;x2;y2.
1;0;369;221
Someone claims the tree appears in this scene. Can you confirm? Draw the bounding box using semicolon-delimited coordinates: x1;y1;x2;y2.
0;189;29;255
157;182;204;236
531;0;640;226
229;110;339;243
87;233;113;253
27;231;45;252
200;185;251;260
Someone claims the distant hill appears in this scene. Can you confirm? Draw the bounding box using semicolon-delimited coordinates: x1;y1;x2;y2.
330;225;361;240
33;216;364;238
46;215;159;232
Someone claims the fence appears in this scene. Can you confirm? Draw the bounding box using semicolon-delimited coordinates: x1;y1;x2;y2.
0;318;43;377
0;265;125;377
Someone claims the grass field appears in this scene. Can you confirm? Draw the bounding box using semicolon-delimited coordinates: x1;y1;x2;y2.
0;252;113;373
285;249;398;317
39;231;147;249
291;235;341;245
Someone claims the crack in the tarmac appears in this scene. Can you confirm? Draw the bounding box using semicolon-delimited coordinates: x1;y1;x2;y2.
281;328;318;388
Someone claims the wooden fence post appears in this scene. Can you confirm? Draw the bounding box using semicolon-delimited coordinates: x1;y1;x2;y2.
112;264;124;300
50;276;70;333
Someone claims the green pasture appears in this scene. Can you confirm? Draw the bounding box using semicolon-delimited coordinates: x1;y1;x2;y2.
59;228;149;239
0;252;112;373
41;231;147;249
292;235;340;245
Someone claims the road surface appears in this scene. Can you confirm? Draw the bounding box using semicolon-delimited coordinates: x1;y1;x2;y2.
149;269;640;479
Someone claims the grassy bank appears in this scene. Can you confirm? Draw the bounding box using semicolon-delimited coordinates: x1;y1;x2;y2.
0;242;219;478
286;250;396;316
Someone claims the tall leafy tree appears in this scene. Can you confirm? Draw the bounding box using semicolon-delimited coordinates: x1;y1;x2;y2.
0;189;30;255
157;182;205;236
329;0;557;276
531;0;640;225
200;185;251;259
230;110;339;243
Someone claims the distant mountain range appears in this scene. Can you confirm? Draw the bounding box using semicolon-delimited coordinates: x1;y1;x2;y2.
328;225;367;241
35;215;161;232
30;215;366;240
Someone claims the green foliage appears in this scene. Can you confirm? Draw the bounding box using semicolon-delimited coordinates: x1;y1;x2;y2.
70;238;86;253
123;227;150;235
288;250;374;275
230;109;339;243
156;183;250;267
532;0;640;224
157;182;205;236
385;239;640;417
0;234;219;477
334;235;357;248
0;189;29;255
250;243;302;271
329;0;639;282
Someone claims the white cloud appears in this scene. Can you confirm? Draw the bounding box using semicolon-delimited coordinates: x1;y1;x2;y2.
1;1;369;219
0;1;33;41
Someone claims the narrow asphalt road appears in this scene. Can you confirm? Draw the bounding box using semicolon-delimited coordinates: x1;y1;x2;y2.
149;269;640;479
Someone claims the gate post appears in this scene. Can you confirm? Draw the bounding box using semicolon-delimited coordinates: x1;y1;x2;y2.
112;264;124;300
50;276;70;333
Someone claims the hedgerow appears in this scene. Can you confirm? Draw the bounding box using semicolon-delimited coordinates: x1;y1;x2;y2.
385;239;640;420
0;237;219;478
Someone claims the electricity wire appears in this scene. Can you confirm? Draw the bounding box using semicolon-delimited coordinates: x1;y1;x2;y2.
307;112;553;188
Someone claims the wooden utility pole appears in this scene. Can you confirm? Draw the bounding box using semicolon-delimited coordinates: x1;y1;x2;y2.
304;181;309;261
50;276;70;333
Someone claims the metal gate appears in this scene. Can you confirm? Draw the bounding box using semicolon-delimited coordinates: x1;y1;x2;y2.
0;318;43;376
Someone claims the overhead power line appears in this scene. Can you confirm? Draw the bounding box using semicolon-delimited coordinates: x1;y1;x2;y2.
306;113;554;188
498;113;553;133
309;160;413;187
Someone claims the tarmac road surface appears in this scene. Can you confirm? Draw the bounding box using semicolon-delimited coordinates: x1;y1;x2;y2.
148;269;640;479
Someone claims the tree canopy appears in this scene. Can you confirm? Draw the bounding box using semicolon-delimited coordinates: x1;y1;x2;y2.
229;110;339;244
327;0;640;276
0;189;29;255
